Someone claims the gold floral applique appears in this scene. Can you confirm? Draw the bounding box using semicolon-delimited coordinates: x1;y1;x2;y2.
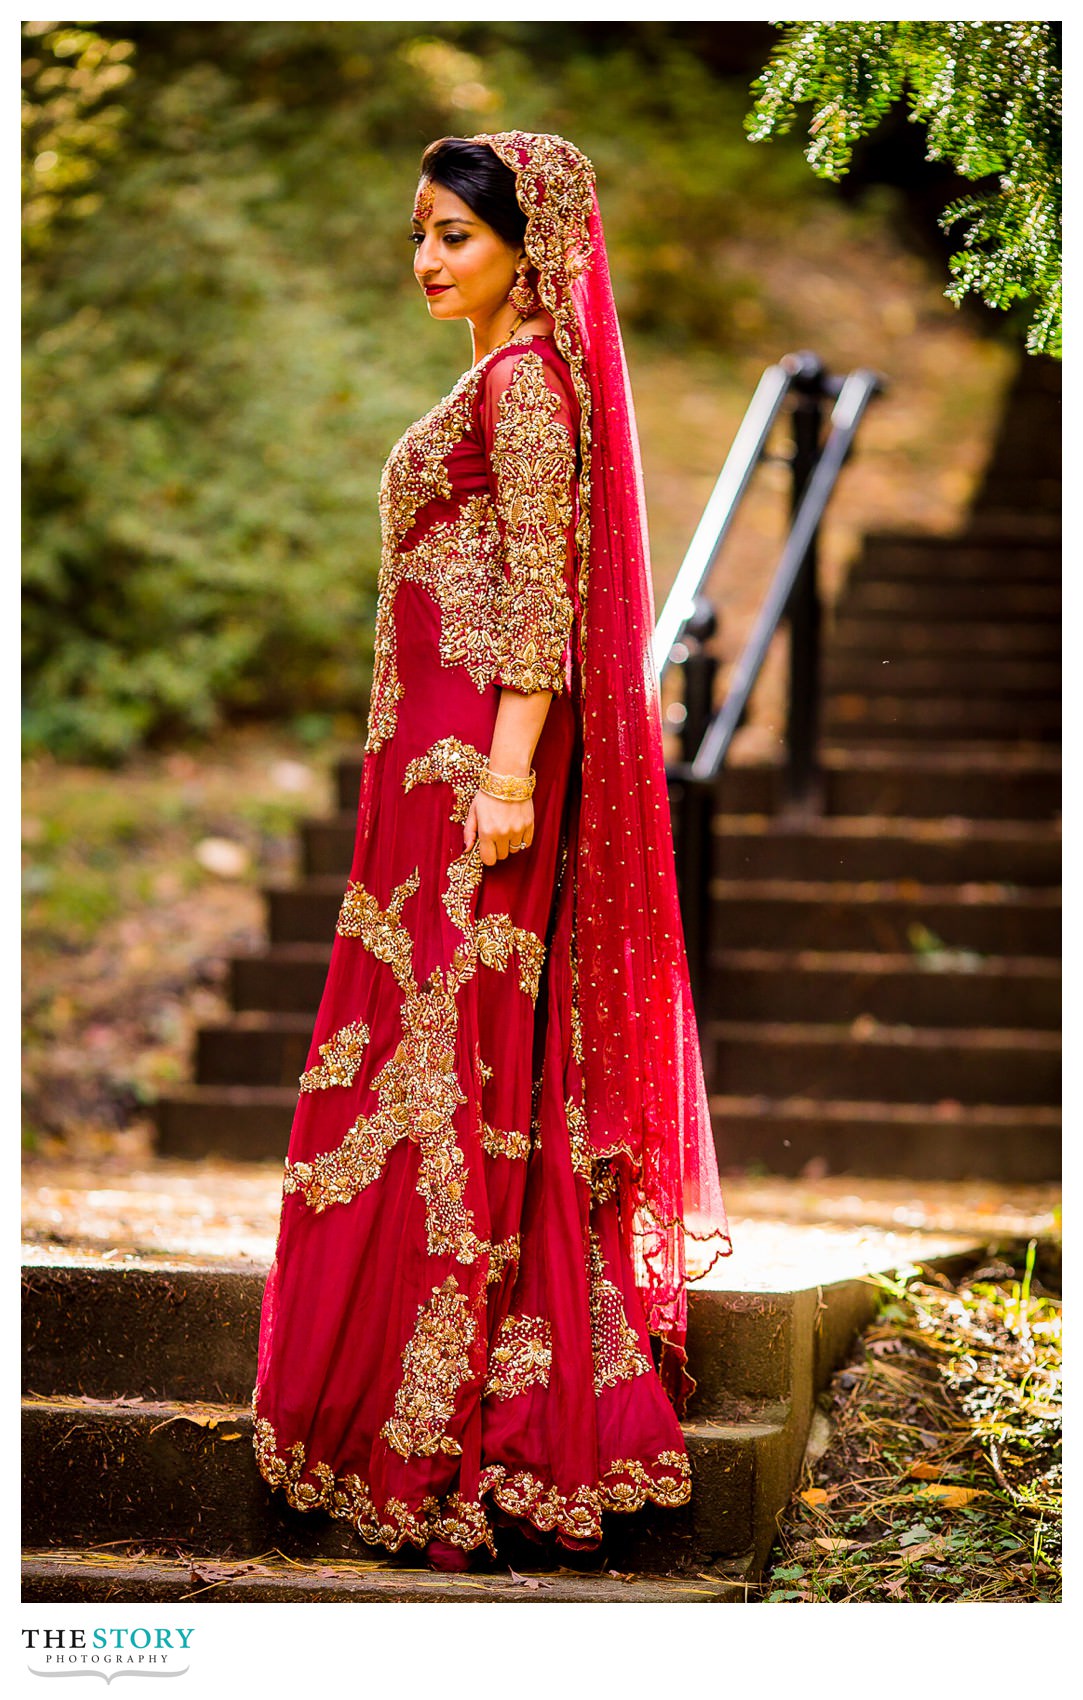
442;843;485;935
475;911;546;1004
380;1272;479;1460
335;868;420;985
588;1228;653;1395
481;1122;532;1161
398;494;506;691
565;1095;591;1182
483;1313;552;1400
403;736;488;824
486;1233;521;1285
298;1019;371;1093
365;370;484;756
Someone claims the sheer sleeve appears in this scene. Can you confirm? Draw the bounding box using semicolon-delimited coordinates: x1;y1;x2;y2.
479;347;579;695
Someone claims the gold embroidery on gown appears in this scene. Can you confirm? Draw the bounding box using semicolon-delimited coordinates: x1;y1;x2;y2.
297;1019;371;1093
380;1273;478;1460
255;338;692;1556
483;1313;553;1400
490;351;576;695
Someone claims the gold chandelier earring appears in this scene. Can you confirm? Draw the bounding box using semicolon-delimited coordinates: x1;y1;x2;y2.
507;263;537;318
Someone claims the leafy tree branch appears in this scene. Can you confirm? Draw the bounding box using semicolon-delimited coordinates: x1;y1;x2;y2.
745;21;1061;357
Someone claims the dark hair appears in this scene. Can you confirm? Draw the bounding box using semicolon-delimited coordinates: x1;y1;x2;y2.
418;137;527;249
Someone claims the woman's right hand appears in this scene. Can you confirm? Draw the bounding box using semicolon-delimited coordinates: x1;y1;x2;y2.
464;791;535;866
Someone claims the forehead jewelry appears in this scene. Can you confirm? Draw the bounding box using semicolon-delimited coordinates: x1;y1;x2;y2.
413;178;435;222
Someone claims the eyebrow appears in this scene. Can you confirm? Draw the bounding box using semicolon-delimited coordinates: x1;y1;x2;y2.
411;215;477;228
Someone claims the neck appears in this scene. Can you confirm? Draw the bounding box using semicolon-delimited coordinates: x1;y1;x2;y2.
470;304;527;364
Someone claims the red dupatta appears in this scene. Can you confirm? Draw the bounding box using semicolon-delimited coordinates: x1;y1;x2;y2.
471;131;734;1415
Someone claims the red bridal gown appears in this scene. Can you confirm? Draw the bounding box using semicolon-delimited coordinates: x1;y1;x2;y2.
252;332;691;1558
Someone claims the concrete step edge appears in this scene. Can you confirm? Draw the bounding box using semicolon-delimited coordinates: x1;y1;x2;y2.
19;1393;791;1449
707;1093;1061;1126
20;1547;757;1603
707;877;1060;905
706;1018;1060;1049
708;947;1061;976
710;816;1062;841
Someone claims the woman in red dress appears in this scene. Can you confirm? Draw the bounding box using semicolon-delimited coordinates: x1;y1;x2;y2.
252;131;733;1573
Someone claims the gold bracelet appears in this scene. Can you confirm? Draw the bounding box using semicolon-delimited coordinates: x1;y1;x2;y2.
478;765;536;801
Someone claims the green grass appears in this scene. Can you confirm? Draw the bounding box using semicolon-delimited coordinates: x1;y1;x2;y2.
758;1245;1061;1602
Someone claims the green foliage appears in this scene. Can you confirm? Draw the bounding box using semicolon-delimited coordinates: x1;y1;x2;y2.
22;22;136;254
746;21;1061;358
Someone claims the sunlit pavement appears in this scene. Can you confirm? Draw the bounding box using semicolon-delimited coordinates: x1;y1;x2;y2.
21;1156;1058;1291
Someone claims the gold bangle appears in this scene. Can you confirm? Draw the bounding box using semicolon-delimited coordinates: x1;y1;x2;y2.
478;765;535;801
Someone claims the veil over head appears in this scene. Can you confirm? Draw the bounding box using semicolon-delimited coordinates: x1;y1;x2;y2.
467;130;733;1414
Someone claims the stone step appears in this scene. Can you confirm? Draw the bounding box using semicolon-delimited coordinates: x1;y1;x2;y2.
709;1095;1061;1182
22;1245;971;1575
263;873;1060;955
301;810;1062;887
231;942;331;1011
18;1393;789;1571
840;580;1060;619
152;1079;1062;1179
227;944;1060;1032
856;527;1061;570
20;1547;756;1604
706;948;1060;1029
154;1085;295;1160
21;1262;853;1415
823;694;1060;741
848;545;1061;585
188;999;1060;1098
822;655;1059;696
708;878;1060;956
812;746;1060;820
339;745;1060;820
952;512;1061;544
828;616;1059;659
705;1018;1059;1104
196;1013;313;1088
712;816;1061;886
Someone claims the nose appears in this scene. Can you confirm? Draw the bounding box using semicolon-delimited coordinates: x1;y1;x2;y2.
413;233;440;283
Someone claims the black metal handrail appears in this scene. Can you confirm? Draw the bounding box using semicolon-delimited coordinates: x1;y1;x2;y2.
656;349;887;1001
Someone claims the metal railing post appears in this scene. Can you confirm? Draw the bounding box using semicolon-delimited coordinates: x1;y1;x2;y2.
784;355;828;814
670;599;718;1006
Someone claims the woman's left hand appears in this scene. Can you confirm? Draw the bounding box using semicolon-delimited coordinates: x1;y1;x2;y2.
465;791;534;866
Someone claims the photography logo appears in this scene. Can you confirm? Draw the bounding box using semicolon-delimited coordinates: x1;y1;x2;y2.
23;1628;194;1682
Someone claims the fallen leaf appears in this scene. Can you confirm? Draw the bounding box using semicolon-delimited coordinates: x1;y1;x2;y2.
908;1462;944;1480
898;1522;936;1547
813;1537;856;1552
895;1538;946;1563
505;1567;552;1590
800;1487;831;1508
917;1485;983;1508
189;1561;265;1584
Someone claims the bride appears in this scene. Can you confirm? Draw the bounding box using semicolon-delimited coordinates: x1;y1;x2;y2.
251;130;732;1574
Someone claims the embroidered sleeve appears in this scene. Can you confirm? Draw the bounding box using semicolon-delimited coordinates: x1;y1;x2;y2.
480;348;578;695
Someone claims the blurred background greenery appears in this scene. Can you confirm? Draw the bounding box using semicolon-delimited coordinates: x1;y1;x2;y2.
23;19;1030;763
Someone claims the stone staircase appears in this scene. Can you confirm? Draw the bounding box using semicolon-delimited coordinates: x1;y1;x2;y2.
21;1240;978;1602
153;516;1061;1184
702;518;1060;1181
